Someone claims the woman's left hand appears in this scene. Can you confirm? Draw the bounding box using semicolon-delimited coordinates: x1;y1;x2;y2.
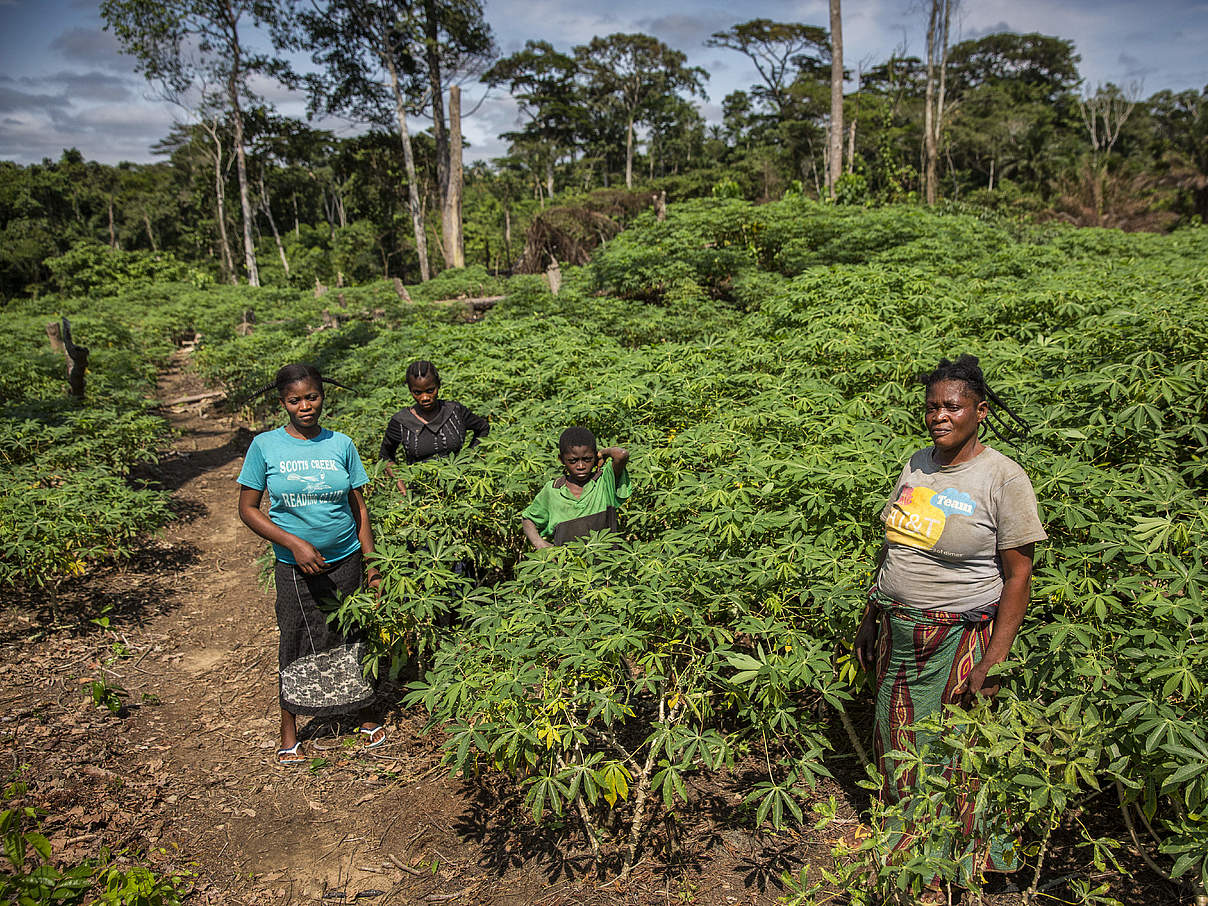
957;659;1001;706
366;568;383;600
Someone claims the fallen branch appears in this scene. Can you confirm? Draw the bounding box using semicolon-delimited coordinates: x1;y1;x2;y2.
423;888;471;901
161;390;226;406
386;854;422;877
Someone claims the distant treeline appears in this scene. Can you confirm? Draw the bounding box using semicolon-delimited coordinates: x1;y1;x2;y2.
1;1;1206;298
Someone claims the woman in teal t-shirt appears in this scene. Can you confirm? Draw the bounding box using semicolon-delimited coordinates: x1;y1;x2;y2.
237;363;386;766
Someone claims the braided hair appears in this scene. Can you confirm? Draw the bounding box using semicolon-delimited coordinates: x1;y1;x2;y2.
406;360;440;388
919;354;1030;446
243;363;354;403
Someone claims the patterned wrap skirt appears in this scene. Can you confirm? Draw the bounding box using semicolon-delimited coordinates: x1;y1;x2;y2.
274;551;376;717
873;593;1019;880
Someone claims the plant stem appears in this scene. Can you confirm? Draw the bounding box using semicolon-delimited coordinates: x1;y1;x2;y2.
1114;781;1174;883
837;703;871;769
1023;811;1055;905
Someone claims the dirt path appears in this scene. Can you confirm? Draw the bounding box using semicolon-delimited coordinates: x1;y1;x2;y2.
5;352;820;906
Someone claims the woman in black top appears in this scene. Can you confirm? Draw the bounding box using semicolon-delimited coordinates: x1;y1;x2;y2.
380;361;489;492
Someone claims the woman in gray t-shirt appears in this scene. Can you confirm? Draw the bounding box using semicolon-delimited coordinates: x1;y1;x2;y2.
852;354;1046;902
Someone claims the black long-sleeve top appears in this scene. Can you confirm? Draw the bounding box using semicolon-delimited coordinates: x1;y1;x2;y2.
379;400;489;465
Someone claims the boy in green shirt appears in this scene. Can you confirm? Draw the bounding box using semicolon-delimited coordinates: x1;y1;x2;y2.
521;427;631;548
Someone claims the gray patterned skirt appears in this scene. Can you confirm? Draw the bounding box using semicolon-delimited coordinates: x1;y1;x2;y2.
274;551;376;716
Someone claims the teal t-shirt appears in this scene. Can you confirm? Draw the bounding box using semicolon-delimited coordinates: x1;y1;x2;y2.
237;427;369;565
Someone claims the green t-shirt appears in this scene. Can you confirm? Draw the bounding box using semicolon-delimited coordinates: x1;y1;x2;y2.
521;464;632;545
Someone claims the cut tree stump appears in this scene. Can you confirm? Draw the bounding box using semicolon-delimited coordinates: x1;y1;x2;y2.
57;318;89;399
45;321;65;353
236;309;255;336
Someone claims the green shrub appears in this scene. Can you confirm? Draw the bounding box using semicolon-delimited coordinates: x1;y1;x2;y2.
44;243;212;296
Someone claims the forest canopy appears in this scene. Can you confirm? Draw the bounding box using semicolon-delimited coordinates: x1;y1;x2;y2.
2;3;1206;300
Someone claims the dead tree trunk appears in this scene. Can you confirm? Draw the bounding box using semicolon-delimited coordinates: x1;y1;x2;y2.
57;318;89;399
258;174;290;278
625;116;635;189
228;67;260;286
503;207;513;267
236;308;255;336
923;0;955;205
143;212;158;252
442;85;466;268
203;116;238;284
827;0;845;196
385;56;431;282
46;321;65;353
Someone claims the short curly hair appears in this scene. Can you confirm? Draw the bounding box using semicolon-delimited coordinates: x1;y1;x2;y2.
558;426;597;455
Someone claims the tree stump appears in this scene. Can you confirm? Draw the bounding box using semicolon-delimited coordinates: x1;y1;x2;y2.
236;309;255;336
655;189;667;222
392;277;412;302
546;258;562;296
45;321;65;354
58;318;89;399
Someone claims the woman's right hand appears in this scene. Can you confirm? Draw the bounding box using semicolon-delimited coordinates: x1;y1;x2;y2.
289;539;328;574
854;614;879;673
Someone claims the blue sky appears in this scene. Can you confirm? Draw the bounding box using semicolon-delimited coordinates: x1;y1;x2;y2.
1;0;1205;165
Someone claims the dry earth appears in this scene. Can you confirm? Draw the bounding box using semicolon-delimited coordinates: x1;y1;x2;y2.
0;352;1188;905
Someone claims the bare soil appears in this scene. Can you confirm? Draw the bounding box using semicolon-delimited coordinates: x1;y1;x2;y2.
0;352;1188;905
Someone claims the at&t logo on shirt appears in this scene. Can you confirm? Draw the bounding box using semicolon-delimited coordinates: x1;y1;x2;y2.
885;485;978;551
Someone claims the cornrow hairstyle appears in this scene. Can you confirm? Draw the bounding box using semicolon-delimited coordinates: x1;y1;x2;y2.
919;354;1031;446
242;363;354;404
406;360;441;388
558;426;597;455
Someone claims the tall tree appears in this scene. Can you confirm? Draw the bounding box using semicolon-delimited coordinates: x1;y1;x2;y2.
922;0;957;204
827;0;844;195
1150;85;1208;222
706;20;830;181
418;0;495;269
574;34;707;189
706;20;829;118
484;40;582;200
294;0;434;280
947;32;1081;103
945;33;1082;191
101;0;284;285
154;117;240;282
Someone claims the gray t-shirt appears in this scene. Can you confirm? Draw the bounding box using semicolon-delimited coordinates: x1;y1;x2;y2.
877;445;1047;612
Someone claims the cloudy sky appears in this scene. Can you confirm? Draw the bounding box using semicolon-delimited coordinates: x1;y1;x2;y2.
1;0;1205;166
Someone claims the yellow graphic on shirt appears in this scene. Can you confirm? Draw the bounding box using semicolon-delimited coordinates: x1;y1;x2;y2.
885;485;946;550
